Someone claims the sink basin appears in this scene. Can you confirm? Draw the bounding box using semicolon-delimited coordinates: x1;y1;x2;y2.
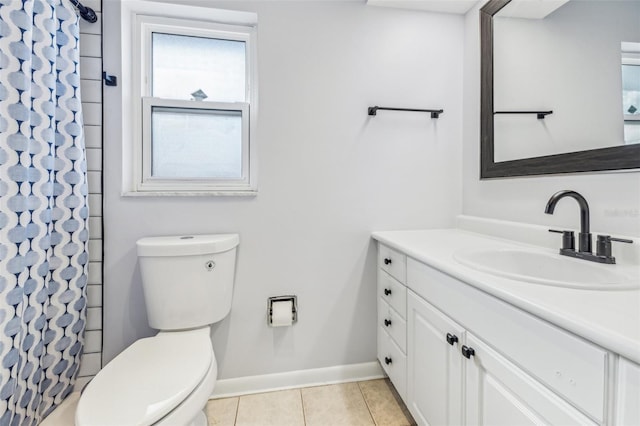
453;248;640;290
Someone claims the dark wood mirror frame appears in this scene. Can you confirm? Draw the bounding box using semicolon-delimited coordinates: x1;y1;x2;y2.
480;0;640;179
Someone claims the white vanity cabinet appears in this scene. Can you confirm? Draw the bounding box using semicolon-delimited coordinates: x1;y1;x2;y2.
374;240;631;426
406;290;595;426
616;358;640;425
373;226;640;426
377;245;408;401
406;258;606;425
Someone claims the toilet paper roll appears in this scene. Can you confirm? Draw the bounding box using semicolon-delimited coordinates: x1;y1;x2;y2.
271;300;293;327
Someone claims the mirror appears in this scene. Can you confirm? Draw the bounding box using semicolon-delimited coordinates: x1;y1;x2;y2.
480;0;640;178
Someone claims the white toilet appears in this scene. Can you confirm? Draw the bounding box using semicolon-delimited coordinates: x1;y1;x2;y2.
76;234;239;426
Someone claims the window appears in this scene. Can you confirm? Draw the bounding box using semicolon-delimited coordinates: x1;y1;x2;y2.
121;2;258;195
622;42;640;145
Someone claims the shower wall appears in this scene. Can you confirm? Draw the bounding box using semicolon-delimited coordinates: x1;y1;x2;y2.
76;0;104;391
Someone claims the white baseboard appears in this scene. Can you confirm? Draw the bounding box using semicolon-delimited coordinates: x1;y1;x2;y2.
210;361;385;399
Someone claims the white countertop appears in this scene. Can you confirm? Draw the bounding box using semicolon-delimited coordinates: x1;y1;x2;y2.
372;228;640;364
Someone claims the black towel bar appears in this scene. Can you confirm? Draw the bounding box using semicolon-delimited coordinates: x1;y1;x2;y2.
368;106;444;119
494;110;553;119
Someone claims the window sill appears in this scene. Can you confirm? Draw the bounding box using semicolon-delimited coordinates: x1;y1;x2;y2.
121;190;258;197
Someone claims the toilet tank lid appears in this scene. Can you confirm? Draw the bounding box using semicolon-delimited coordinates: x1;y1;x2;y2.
137;234;239;257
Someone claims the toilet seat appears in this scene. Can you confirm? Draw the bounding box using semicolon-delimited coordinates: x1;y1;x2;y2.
76;328;213;426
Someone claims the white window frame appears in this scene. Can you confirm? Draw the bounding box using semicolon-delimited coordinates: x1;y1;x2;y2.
621;43;640;123
121;1;258;196
622;57;640;123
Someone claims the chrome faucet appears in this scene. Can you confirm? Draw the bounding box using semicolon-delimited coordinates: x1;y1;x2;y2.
544;190;632;264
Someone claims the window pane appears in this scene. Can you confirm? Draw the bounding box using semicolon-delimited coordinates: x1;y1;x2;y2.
622;64;640;116
151;107;243;179
152;33;246;102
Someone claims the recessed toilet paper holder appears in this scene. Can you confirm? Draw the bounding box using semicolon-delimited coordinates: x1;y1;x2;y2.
268;295;297;326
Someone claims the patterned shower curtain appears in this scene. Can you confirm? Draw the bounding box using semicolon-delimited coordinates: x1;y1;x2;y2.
0;0;88;424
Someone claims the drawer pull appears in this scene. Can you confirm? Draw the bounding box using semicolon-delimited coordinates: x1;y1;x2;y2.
384;356;392;365
384;258;392;265
461;345;475;359
446;333;458;345
384;288;392;296
384;319;392;327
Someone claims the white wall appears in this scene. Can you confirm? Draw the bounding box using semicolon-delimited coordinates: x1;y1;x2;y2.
102;1;464;379
463;3;640;238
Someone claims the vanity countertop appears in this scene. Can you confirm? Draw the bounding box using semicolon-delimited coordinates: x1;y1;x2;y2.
372;228;640;364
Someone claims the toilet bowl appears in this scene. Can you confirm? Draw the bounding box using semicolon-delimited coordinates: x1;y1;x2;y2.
76;234;239;426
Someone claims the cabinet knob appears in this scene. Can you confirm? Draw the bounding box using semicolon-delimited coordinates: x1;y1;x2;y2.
384;319;392;327
384;288;392;296
384;258;392;265
384;356;392;365
461;345;475;359
446;333;458;346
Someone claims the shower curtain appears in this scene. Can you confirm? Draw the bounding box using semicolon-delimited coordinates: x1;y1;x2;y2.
0;0;89;424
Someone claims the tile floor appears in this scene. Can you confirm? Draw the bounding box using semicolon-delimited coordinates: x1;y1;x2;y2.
205;379;416;426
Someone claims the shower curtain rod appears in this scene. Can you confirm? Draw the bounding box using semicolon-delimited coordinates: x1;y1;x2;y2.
69;0;98;23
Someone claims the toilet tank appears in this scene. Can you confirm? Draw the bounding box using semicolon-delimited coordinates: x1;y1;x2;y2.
136;234;239;331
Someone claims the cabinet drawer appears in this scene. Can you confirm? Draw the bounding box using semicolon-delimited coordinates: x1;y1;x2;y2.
408;259;608;423
378;270;407;319
378;297;407;353
378;244;406;283
378;326;407;401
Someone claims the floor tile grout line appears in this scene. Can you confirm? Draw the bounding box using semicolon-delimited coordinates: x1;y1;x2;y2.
208;379;413;426
233;396;240;426
299;388;307;426
357;381;379;426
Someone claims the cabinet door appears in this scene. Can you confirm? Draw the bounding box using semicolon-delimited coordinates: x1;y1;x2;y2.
407;290;465;426
464;334;596;426
616;357;640;425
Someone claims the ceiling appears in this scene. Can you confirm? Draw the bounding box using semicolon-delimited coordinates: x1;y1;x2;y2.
366;0;480;15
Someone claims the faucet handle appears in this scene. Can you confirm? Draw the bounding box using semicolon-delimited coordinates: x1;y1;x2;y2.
610;237;634;244
549;229;575;250
596;235;633;258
